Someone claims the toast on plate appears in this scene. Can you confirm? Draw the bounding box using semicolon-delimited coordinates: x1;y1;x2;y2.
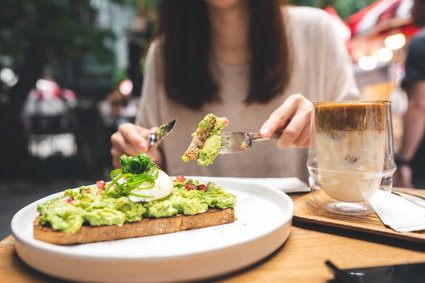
33;154;236;245
34;208;235;245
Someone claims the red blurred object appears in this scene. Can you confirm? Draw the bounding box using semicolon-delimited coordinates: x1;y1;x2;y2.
35;77;61;100
347;0;420;39
401;25;421;38
118;79;133;97
34;76;76;101
96;180;106;191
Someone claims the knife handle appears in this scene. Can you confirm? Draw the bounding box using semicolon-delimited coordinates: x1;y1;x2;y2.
148;132;157;147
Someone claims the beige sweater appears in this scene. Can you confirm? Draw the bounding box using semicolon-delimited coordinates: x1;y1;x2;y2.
136;7;359;182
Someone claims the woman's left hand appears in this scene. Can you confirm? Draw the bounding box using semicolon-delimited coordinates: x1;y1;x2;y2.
260;93;312;148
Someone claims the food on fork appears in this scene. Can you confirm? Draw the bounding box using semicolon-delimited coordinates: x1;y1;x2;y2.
182;113;229;166
33;154;236;245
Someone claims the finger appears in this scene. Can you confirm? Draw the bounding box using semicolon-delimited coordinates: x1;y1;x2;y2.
110;131;136;156
287;111;311;147
149;127;160;133
260;94;304;138
111;130;145;157
147;147;162;165
138;127;159;147
118;123;149;152
299;133;310;148
111;131;125;152
111;148;123;168
276;113;306;148
291;122;310;148
138;126;161;146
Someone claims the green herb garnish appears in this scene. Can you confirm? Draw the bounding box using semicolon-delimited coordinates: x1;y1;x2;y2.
104;153;158;198
120;153;152;174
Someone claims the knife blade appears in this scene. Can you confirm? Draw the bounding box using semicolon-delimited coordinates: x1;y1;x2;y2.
148;119;176;146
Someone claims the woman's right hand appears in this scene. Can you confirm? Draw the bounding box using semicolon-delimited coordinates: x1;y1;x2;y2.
260;93;312;148
110;123;162;168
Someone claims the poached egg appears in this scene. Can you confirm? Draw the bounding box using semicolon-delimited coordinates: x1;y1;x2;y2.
129;170;174;202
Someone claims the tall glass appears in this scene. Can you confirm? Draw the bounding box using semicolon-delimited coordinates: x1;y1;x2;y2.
307;101;396;215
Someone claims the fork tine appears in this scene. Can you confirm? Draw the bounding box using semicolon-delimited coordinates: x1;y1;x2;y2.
220;140;229;147
217;132;248;153
220;135;229;145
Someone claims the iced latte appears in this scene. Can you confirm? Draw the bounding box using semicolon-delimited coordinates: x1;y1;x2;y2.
310;101;390;204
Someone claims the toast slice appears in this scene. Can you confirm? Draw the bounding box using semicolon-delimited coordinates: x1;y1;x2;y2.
183;115;218;160
34;208;235;245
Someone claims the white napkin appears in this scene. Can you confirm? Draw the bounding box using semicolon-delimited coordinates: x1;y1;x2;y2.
195;177;310;193
369;190;425;232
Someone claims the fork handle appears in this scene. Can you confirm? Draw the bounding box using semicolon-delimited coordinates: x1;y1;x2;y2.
250;132;280;143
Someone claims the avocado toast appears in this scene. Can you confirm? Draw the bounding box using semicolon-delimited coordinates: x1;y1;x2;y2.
33;154;236;245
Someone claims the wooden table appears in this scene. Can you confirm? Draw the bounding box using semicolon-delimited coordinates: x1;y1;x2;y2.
1;192;425;283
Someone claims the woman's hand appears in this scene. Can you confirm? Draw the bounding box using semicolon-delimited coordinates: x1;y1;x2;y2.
260;93;312;148
110;123;163;168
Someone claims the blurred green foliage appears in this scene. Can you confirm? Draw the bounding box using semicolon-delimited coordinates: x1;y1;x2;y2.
112;67;129;86
289;0;376;20
0;0;117;178
0;0;114;73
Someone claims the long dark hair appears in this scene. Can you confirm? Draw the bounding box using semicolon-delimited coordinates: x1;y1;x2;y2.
157;0;291;109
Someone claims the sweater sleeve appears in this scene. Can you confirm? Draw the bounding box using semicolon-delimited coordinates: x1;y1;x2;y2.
135;41;162;128
287;7;359;102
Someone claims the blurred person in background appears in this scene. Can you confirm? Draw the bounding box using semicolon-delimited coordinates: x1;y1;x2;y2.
22;76;76;135
101;79;138;143
111;0;358;181
394;0;425;188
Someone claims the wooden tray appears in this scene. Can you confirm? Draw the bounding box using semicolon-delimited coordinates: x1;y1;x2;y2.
294;188;425;243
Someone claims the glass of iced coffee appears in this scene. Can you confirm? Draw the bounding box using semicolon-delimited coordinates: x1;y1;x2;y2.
307;101;396;215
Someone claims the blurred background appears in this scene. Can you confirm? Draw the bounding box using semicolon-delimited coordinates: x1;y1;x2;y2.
0;0;421;238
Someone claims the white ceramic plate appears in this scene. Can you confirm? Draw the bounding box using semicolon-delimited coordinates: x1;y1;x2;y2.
11;177;293;283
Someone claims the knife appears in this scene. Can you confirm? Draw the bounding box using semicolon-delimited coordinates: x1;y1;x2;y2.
148;119;176;147
392;190;425;209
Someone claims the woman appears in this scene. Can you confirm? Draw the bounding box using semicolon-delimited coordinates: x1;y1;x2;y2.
111;0;358;182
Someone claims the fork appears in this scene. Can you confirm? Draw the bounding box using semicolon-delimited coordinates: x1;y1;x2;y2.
219;132;279;154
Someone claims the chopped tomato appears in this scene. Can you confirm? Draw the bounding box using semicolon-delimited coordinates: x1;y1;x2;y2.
185;183;196;190
85;189;91;194
175;175;185;182
197;184;207;192
61;196;73;203
219;117;229;126
96;180;106;191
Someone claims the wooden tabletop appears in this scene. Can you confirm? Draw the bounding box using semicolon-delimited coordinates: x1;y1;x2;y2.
1;191;425;283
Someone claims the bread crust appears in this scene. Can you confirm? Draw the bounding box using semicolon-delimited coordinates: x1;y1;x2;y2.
183;115;218;160
33;208;235;245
